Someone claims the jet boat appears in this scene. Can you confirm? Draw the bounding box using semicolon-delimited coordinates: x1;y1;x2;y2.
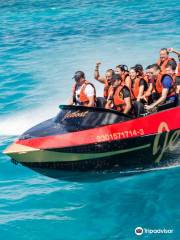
3;103;180;176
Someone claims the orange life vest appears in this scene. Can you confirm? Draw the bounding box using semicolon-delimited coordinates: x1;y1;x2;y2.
107;84;127;111
130;76;149;100
103;80;111;99
157;57;175;74
72;81;96;106
130;77;141;99
155;74;176;97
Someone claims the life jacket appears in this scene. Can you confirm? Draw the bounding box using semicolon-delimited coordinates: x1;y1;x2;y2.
130;77;141;100
103;80;111;99
155;74;176;97
157;57;175;74
108;84;127;111
72;81;96;106
130;76;149;100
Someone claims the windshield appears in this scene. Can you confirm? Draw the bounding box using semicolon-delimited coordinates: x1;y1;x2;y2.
54;106;131;130
19;106;131;139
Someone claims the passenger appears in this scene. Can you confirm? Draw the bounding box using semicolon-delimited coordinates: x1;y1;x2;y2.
70;71;96;107
140;65;156;104
157;48;176;74
145;63;176;111
114;65;130;87
128;66;148;116
129;67;148;102
105;74;132;114
167;48;180;94
94;62;114;100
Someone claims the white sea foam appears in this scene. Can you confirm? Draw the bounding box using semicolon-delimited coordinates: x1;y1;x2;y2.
0;104;58;136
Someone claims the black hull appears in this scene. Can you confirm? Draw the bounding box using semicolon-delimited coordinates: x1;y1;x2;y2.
21;130;180;174
5;105;180;179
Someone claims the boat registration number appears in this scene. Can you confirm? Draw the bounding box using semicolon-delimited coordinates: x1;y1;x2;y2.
96;129;144;142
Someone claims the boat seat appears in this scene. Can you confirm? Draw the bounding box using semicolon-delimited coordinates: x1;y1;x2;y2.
96;97;106;108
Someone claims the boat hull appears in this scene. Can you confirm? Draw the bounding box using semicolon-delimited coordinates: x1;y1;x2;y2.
4;106;180;174
5;130;180;172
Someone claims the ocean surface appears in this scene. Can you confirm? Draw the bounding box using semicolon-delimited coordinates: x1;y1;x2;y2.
0;0;179;239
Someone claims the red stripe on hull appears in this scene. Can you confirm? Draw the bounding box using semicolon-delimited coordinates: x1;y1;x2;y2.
16;107;180;149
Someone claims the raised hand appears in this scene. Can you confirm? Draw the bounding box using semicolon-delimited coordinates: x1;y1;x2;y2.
96;62;101;67
167;48;173;53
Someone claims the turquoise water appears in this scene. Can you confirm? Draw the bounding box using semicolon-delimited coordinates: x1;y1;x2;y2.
0;0;180;239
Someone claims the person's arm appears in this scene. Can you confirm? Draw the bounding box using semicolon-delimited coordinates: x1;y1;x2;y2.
176;85;180;94
168;48;180;60
124;76;131;89
105;99;113;109
137;85;145;102
68;97;74;105
176;76;180;94
87;96;95;107
137;79;148;101
141;76;155;101
123;97;131;114
105;88;114;109
144;83;153;97
122;87;132;114
94;62;106;84
140;83;153;103
168;48;180;55
145;88;168;110
105;94;113;109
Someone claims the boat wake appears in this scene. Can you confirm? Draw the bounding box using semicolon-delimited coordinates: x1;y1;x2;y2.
0;106;58;136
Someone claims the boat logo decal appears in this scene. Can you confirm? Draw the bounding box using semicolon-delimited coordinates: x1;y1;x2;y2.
62;110;88;121
153;122;180;163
